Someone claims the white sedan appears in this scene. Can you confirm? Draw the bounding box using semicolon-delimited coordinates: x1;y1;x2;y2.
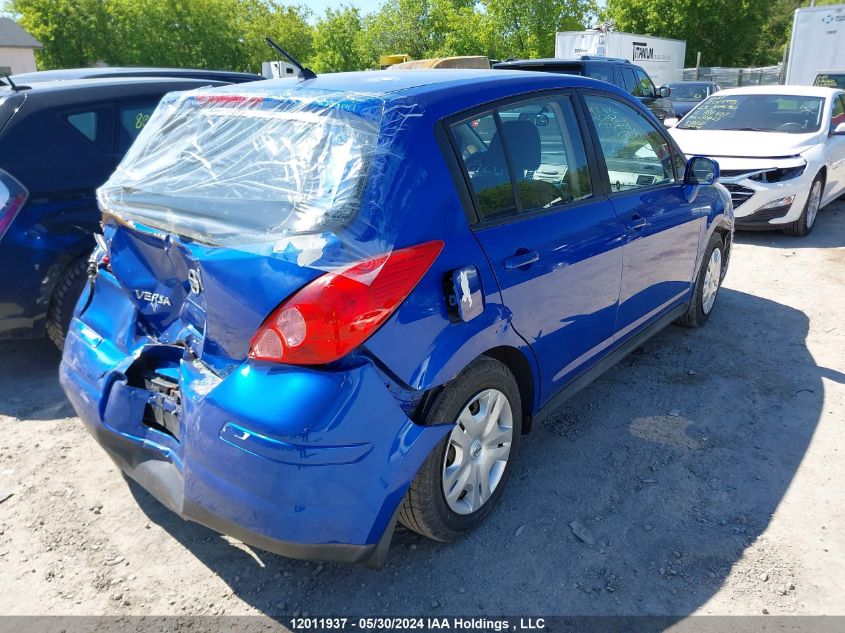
666;86;845;236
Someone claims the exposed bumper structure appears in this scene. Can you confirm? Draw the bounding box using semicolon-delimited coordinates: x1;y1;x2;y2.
705;156;814;230
59;314;450;567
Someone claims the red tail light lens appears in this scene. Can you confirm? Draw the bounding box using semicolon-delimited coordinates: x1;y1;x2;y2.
250;240;444;365
0;169;28;241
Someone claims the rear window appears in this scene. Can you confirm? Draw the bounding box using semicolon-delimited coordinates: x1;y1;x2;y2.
583;63;614;84
67;111;98;142
814;73;845;89
545;64;583;76
99;90;382;245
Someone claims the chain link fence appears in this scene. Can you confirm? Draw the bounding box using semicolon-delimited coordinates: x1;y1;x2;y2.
682;64;784;87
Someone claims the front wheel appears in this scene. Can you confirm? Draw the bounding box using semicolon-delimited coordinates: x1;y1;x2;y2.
399;357;522;542
676;232;724;328
784;174;823;237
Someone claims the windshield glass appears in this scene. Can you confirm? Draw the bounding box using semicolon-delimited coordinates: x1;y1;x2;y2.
678;94;825;133
668;84;712;101
814;73;845;89
99;89;382;245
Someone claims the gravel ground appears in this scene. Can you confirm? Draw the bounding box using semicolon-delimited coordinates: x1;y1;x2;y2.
0;203;843;620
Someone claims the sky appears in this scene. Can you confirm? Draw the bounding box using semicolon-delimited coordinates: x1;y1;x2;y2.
300;0;384;17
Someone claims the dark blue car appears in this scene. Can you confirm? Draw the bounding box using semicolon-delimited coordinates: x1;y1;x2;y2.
59;70;733;567
0;75;243;347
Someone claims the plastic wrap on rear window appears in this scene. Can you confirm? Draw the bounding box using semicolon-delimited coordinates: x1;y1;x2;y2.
98;83;422;271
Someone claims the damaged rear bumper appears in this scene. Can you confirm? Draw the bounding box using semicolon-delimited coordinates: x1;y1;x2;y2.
59;317;449;567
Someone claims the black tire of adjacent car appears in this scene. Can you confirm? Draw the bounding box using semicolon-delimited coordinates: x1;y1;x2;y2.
398;356;522;542
783;173;824;237
675;232;724;329
46;258;89;350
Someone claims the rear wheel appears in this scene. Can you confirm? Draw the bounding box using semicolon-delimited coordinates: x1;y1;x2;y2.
784;174;823;237
399;357;522;542
46;259;88;350
676;232;724;328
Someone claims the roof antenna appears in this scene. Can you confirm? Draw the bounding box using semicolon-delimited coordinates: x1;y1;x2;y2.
2;74;21;92
265;37;317;81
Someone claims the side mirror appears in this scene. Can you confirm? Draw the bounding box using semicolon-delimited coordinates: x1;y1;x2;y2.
832;122;845;135
664;117;679;128
685;156;719;186
657;85;672;98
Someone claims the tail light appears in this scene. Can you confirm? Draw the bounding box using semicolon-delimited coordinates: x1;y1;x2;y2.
250;240;444;365
0;169;27;241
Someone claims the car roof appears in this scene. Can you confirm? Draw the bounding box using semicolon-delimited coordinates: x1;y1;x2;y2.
223;68;607;96
494;57;629;67
189;69;629;110
3;75;233;94
0;76;233;114
11;67;263;83
717;85;841;98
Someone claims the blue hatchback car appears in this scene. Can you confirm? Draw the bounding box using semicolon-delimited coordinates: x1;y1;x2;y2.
59;70;733;567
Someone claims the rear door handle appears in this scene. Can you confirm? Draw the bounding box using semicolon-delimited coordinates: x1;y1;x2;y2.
627;214;648;230
504;250;540;270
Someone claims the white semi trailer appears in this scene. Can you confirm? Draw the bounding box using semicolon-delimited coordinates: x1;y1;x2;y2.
555;30;686;88
785;4;845;85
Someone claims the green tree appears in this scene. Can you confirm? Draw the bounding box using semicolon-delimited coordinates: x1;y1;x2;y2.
236;0;313;74
479;0;594;60
360;0;449;61
755;0;843;66
605;0;772;67
10;0;109;68
310;5;368;72
7;0;314;72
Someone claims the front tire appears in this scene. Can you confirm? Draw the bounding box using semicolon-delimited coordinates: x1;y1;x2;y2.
676;232;724;328
784;174;823;237
399;357;522;542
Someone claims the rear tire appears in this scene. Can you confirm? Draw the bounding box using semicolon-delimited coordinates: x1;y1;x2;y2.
46;259;88;350
399;357;522;542
783;174;823;237
676;232;724;329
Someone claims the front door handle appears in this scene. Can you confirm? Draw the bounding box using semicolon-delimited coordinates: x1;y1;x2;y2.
504;250;540;270
627;214;648;230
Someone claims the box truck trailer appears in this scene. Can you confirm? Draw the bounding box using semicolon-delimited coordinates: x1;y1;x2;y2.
785;4;845;86
555;30;686;87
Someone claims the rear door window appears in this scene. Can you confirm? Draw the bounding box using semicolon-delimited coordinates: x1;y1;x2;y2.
620;68;638;95
116;100;159;154
496;96;592;210
450;112;517;220
450;93;593;221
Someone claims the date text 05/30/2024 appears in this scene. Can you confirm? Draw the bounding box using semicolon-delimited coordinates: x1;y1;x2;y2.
288;617;547;631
